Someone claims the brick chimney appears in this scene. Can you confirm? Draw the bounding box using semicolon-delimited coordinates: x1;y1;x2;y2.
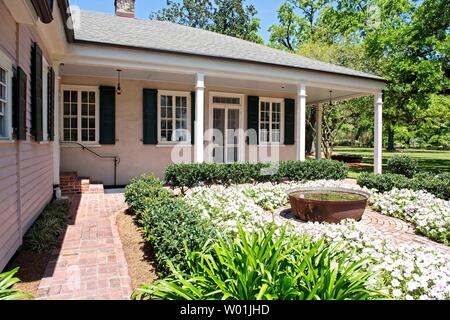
115;0;135;18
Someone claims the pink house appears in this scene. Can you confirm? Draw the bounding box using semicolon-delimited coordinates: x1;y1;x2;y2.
0;0;386;270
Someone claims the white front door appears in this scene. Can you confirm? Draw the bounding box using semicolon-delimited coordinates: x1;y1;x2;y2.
209;93;244;163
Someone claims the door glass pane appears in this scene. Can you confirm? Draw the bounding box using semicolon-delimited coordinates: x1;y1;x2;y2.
227;109;239;163
212;108;225;163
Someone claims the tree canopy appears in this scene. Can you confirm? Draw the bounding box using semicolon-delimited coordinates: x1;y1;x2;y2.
150;0;263;43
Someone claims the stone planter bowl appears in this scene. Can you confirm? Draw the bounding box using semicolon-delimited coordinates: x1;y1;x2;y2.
286;187;370;224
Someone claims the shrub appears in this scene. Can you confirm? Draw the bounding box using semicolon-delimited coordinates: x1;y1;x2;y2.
139;195;214;276
386;155;418;178
24;200;70;252
357;172;450;200
0;268;33;300
132;225;379;300
357;173;410;193
165;160;348;192
124;175;168;213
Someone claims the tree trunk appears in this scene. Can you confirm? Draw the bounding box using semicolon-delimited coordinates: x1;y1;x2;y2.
387;123;395;152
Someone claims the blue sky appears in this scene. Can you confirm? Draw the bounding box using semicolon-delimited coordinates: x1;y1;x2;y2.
68;0;285;42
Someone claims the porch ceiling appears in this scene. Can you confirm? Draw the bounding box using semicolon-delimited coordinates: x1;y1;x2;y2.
60;64;372;104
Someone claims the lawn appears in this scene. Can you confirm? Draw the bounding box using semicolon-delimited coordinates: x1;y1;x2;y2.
333;147;450;179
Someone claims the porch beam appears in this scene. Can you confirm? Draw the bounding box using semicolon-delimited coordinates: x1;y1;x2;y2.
194;73;205;163
374;92;383;174
53;62;62;198
315;103;322;160
296;83;307;161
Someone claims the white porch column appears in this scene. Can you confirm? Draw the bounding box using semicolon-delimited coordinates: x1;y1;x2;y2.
194;73;205;163
296;83;307;161
52;63;61;198
315;103;322;160
374;92;383;174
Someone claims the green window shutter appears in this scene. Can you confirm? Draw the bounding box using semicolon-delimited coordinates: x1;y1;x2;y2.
143;89;158;145
31;42;43;141
247;96;259;145
13;67;27;140
284;98;295;145
47;67;55;141
99;86;116;144
191;91;195;145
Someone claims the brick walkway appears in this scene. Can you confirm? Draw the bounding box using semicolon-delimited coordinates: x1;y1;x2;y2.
36;193;132;300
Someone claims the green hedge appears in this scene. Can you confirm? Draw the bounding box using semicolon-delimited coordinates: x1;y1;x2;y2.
357;172;450;200
124;175;213;276
386;155;418;178
165;160;348;192
124;175;168;213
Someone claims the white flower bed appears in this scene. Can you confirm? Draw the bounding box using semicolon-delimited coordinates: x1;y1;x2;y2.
185;180;450;300
369;189;450;244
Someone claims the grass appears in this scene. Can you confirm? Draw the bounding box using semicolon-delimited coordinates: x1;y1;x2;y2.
333;147;450;179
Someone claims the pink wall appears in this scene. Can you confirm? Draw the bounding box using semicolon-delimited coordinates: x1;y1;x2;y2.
0;0;54;271
60;75;297;185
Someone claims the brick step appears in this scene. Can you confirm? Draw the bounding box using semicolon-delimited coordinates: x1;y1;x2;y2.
60;172;104;195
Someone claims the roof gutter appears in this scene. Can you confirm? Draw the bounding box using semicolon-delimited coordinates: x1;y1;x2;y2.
30;0;55;23
56;0;74;42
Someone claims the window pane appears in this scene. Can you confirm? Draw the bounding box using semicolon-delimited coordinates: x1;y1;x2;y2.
82;118;87;129
71;129;77;141
0;115;4;137
0;84;5;100
71;91;77;102
71;104;77;116
0;68;6;83
82;104;88;116
89;92;95;103
82;91;88;103
167;107;172;118
89;105;95;116
89;130;95;141
167;96;173;106
64;103;70;115
64;129;70;141
71;118;77;128
89;118;95;129
64;91;70;102
64;118;70;128
81;129;88;141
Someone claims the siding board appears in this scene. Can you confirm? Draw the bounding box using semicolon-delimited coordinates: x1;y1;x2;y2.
0;2;54;271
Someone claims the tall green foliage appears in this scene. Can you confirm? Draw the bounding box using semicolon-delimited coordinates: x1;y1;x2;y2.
0;268;32;300
151;0;263;43
132;225;380;300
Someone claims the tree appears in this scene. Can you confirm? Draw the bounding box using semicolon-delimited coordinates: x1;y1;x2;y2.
151;0;263;43
268;0;330;50
364;0;450;150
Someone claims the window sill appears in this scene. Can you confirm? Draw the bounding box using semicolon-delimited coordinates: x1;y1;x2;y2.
156;143;192;148
60;142;102;148
0;139;15;144
258;143;286;147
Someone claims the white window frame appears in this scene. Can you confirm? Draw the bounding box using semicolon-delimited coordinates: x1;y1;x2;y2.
41;57;49;143
60;85;100;145
0;50;13;141
258;97;284;145
157;90;191;145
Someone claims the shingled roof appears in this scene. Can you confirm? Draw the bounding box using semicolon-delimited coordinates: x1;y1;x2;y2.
74;11;384;81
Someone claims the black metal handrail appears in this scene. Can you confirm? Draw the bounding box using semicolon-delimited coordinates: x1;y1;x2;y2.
63;142;120;186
